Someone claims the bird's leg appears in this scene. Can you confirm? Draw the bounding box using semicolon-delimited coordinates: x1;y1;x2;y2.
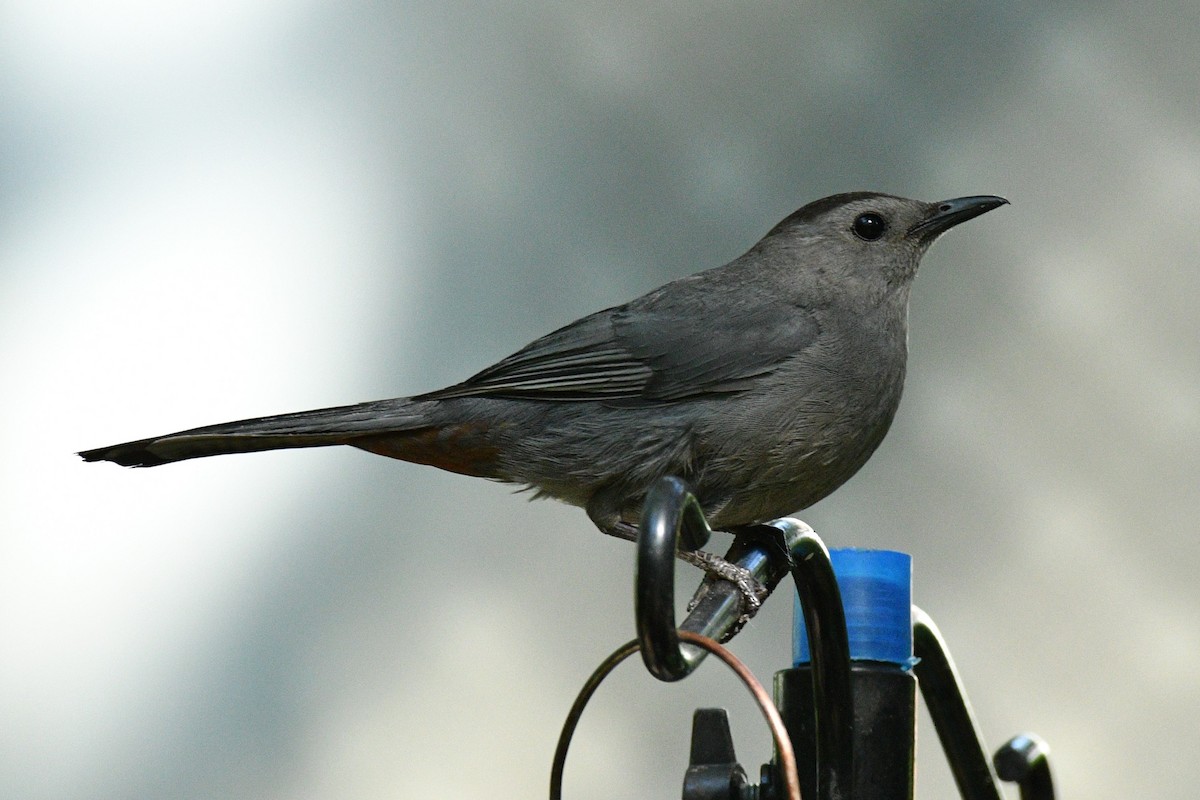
598;519;640;543
600;520;767;616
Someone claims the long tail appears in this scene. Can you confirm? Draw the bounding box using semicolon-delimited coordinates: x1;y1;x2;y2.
78;398;430;467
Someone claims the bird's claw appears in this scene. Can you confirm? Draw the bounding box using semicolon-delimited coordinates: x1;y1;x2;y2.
602;518;768;628
679;548;769;626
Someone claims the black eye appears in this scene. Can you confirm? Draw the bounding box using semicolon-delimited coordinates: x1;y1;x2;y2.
852;212;887;241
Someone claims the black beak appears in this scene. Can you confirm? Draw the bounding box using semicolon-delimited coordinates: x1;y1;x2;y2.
908;195;1008;240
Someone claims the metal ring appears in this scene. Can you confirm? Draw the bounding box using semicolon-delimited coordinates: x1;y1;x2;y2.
549;631;802;800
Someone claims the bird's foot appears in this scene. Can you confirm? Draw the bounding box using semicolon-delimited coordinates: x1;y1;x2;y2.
603;520;641;543
677;548;768;622
599;519;766;624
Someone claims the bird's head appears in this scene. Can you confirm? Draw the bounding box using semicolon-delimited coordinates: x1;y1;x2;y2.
762;191;1008;298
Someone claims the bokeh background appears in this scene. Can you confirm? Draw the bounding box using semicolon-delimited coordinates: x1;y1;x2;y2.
2;2;1198;798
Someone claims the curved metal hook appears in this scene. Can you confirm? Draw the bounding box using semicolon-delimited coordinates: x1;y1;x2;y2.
763;519;854;800
994;733;1055;800
913;607;1005;800
636;477;792;681
635;476;713;681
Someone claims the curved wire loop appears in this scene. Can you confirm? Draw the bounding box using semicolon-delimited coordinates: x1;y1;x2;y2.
548;631;802;800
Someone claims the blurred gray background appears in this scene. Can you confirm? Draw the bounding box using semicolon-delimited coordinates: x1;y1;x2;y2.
2;1;1197;798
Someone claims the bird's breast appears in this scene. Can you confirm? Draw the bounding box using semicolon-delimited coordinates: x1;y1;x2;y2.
700;318;909;525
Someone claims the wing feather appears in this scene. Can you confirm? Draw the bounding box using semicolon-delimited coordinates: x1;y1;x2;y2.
420;273;820;404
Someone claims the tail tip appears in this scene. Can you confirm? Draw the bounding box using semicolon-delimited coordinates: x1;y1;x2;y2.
77;441;166;468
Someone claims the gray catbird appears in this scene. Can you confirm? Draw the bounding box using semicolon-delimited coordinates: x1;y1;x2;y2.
80;192;1006;544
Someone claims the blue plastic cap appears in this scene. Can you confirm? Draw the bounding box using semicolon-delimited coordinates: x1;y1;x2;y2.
793;548;913;668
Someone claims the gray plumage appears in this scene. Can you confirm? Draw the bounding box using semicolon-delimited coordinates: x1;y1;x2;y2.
79;192;1006;536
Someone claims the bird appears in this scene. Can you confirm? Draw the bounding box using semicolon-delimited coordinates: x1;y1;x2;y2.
80;192;1006;557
